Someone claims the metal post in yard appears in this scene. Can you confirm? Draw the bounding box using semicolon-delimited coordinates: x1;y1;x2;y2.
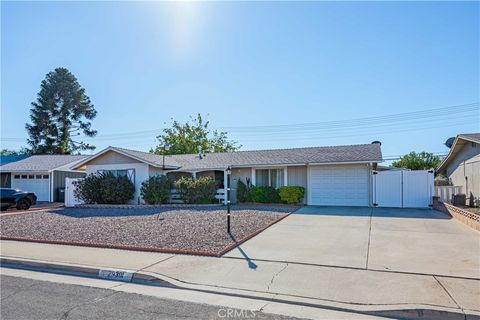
226;166;231;233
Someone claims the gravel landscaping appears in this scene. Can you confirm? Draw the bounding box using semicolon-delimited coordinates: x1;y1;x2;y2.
0;205;295;255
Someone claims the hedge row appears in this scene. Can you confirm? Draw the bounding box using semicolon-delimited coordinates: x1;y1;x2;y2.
236;179;305;205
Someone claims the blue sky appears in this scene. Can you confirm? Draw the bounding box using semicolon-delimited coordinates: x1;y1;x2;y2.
1;1;479;161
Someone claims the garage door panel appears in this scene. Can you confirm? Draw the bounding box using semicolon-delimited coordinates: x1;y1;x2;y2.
12;174;50;201
309;165;369;206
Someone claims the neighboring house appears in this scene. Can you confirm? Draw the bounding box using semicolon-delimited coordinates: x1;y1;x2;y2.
437;133;480;206
0;154;31;188
73;142;383;206
0;155;88;202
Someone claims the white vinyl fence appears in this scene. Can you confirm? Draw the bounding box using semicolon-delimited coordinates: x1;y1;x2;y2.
434;186;463;204
65;177;84;207
373;170;434;208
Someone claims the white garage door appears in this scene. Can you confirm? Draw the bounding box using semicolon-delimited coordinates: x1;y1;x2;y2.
308;165;370;206
12;173;50;201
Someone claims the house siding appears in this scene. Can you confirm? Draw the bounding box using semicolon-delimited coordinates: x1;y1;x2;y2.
52;171;86;202
287;166;308;204
149;166;166;177
446;142;480;205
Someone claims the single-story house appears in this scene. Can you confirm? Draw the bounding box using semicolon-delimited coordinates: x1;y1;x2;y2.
73;142;383;206
0;155;88;202
437;133;480;206
0;154;31;188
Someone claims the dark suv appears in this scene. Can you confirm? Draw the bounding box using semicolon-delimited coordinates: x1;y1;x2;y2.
0;188;37;210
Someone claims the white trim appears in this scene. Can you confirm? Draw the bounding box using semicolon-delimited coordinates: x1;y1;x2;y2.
284;167;288;186
307;165;311;205
251;168;255;186
49;171;54;202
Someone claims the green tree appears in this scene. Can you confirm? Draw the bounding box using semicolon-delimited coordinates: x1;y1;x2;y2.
0;148;30;156
392;151;441;170
26;67;97;154
152;114;240;155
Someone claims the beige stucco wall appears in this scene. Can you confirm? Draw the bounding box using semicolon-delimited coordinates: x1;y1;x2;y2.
446;143;480;205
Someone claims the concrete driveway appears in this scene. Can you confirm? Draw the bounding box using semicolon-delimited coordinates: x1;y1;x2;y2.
224;206;480;279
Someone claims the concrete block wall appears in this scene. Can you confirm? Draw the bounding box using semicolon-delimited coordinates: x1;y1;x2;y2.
433;199;480;232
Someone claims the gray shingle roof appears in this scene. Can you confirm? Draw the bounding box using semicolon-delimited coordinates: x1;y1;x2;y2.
113;147;180;168
111;143;383;171
0;155;88;172
459;133;480;143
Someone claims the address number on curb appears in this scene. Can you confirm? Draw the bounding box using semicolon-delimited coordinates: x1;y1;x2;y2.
98;269;134;282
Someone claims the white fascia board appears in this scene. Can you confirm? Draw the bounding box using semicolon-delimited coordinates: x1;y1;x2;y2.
306;160;377;166
231;163;306;169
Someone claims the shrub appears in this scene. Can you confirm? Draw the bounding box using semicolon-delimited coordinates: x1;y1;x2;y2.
250;186;280;203
279;186;305;204
74;172;135;204
175;176;217;204
237;178;252;203
140;175;172;204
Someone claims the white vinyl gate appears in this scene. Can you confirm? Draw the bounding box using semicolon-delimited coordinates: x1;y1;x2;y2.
373;170;434;208
65;177;84;207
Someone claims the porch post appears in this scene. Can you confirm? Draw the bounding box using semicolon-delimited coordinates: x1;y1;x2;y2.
192;172;197;179
223;170;228;205
284;167;288;186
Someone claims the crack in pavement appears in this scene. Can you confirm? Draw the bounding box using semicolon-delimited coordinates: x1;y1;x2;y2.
59;290;121;320
1;282;37;301
433;276;467;320
267;263;288;292
136;255;177;273
365;207;373;270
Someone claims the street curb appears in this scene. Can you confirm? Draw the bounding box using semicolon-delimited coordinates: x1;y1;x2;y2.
0;257;470;320
0;257;175;287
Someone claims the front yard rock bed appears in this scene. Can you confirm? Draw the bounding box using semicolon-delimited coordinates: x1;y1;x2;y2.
0;205;296;256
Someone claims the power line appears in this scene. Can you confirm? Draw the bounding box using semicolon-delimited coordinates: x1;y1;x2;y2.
2;102;478;143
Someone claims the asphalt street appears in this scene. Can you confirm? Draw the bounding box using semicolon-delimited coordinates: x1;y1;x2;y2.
0;275;302;320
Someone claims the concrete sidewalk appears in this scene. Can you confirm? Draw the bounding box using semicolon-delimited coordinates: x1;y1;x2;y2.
2;240;479;319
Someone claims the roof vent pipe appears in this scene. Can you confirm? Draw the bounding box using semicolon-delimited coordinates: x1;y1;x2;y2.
371;141;382;146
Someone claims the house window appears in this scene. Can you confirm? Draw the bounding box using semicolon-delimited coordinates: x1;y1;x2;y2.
43;175;49;179
98;169;135;183
21;175;27;179
28;175;34;179
255;169;284;188
14;175;20;179
35;175;42;179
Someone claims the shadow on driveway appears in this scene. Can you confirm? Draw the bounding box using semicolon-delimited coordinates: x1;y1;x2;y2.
295;206;451;219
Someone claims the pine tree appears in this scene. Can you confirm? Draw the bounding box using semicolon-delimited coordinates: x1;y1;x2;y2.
26;68;97;154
